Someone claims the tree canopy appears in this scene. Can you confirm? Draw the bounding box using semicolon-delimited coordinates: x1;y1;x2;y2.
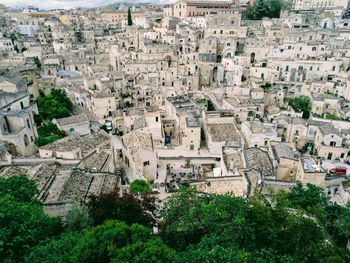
130;179;151;193
86;189;156;227
1;176;350;263
160;186;350;262
245;0;286;20
0;176;62;263
287;96;312;119
71;220;179;263
36;122;66;146
36;89;73;121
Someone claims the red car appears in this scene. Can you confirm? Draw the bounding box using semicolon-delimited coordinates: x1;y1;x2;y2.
329;167;347;175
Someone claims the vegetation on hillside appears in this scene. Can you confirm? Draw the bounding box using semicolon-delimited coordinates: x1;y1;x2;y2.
35;89;73;146
36;89;73;121
1;176;349;263
36;122;66;146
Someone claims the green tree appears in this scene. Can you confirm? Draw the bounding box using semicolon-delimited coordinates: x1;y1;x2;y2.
87;189;156;227
244;4;254;20
286;182;328;219
160;186;349;262
0;175;38;203
25;233;80;263
288;96;312;119
333;202;350;247
268;0;282;18
70;220;178;263
130;179;151;193
160;187;252;250
182;236;251;263
127;7;133;26
36;122;65;146
0;176;62;262
65;204;93;232
110;236;180;263
34;113;43;126
252;0;270;20
36;89;73;120
33;56;42;69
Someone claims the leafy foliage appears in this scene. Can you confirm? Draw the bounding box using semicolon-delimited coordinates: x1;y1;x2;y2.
160;187;252;250
65;204;93;232
252;0;270;20
160;186;350;262
36;89;73;121
0;176;62;263
87;189;156;227
1;176;350;263
246;0;285;20
33;56;42;69
71;220;179;263
36;122;65;146
288;96;312;119
25;233;80;263
130;179;151;193
0;175;38;203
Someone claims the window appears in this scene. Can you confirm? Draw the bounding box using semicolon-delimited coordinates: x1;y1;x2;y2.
26;119;30;128
143;161;150;166
340;153;345;159
24;135;29;147
155;116;159;122
70;128;75;132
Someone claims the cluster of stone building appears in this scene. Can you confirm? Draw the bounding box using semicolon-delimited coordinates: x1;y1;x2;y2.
1;0;350;214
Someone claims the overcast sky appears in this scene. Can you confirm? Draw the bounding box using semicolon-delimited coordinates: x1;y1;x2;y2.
0;0;121;9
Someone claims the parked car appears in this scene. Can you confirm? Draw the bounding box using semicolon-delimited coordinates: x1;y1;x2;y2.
329;167;347;176
105;120;113;132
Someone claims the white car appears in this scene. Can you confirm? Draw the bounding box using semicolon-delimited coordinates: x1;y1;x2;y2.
105;120;113;132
